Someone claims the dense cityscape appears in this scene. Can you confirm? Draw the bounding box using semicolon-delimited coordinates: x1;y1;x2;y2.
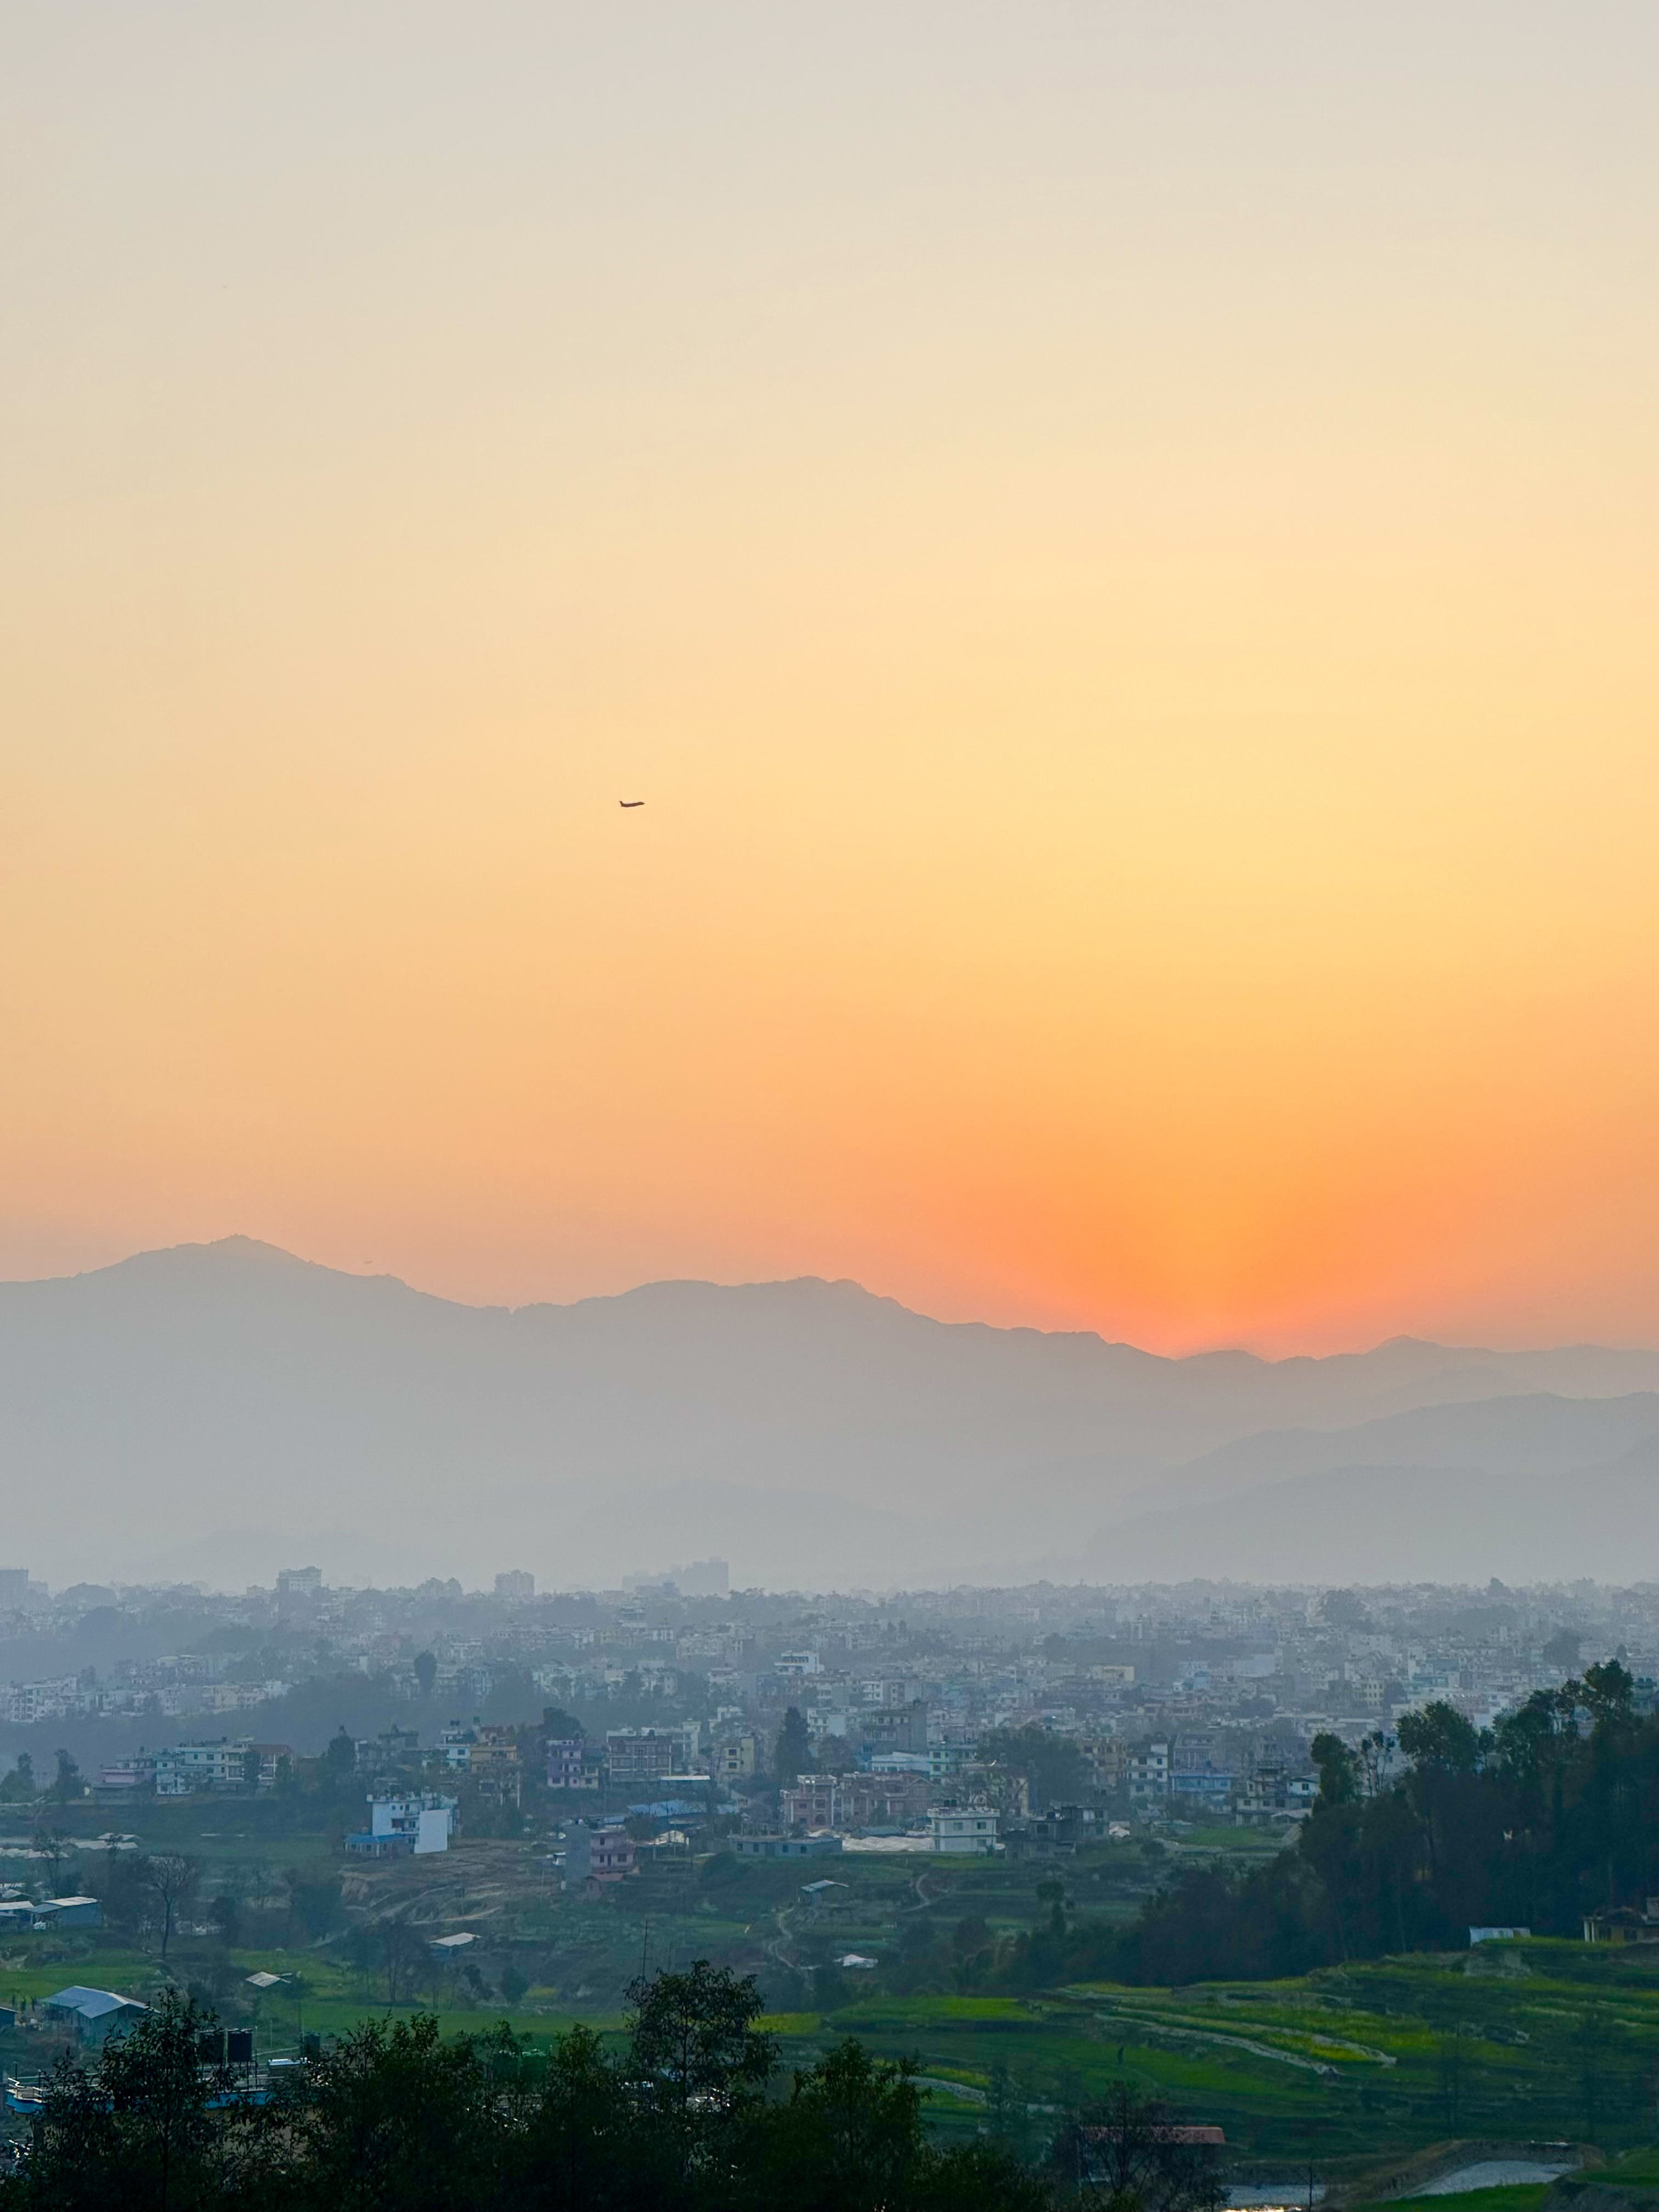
3;1567;1649;1834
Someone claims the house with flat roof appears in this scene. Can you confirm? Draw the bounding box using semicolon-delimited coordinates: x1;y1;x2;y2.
929;1806;1000;1855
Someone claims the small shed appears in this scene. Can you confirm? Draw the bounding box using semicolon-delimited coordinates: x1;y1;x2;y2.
35;1897;103;1929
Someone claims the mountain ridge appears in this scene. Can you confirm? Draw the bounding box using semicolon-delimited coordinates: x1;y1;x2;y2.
3;1238;1658;1589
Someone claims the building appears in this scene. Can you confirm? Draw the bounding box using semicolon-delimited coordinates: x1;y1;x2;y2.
559;1822;637;1886
734;1833;842;1861
1128;1741;1170;1807
155;1739;262;1796
861;1701;928;1756
275;1567;323;1598
605;1726;697;1785
1169;1753;1235;1810
0;1569;29;1609
33;1898;103;1930
591;1829;636;1882
345;1829;411;1859
780;1774;841;1831
1009;1805;1098;1854
1079;1736;1128;1793
4;1678;78;1726
494;1571;535;1601
1079;2123;1224;2186
928;1737;980;1785
929;1806;1000;1855
545;1737;586;1791
369;1794;457;1854
470;1726;522;1807
97;1752;157;1798
713;1733;759;1782
837;1771;930;1830
41;1986;147;2042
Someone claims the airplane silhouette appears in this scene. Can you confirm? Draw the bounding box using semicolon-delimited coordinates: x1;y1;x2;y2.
619;799;644;808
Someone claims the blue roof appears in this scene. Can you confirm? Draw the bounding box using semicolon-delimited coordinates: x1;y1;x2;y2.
44;1987;146;2021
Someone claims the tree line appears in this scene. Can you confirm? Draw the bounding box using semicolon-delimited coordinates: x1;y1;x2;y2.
1008;1662;1659;1987
2;1966;1225;2212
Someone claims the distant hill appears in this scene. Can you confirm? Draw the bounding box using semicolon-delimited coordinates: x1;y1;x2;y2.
1087;1432;1659;1586
1;1237;1656;1589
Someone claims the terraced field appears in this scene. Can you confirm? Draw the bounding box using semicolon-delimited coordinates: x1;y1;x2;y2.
7;1923;1659;2185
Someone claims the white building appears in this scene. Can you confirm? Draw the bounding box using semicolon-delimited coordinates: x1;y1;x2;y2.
370;1795;457;1854
929;1806;1000;1855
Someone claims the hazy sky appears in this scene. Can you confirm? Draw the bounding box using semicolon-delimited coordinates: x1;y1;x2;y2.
2;4;1656;1354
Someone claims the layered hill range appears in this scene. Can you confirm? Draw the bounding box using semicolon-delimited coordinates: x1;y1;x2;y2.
2;1238;1657;1591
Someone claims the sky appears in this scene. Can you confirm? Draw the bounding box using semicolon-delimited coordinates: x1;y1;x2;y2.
1;3;1656;1357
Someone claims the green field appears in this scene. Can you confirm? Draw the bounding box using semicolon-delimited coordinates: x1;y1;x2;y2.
6;1804;1659;2188
11;1931;1657;2182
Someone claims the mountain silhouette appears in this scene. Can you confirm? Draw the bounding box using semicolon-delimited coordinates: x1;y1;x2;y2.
2;1237;1656;1588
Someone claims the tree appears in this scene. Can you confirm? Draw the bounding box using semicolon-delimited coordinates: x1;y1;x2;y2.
51;1748;82;1805
765;2039;929;2210
980;1725;1086;1813
380;1915;429;2005
325;1726;357;1775
515;2021;646;2209
97;1849;157;1944
1542;1627;1581;1670
0;1748;34;1804
1319;1589;1372;1631
16;1990;253;2212
1310;1733;1359;1810
144;1854;202;1963
286;1867;343;1943
1050;2080;1223;2211
414;1650;438;1699
1397;1702;1480;1775
1580;1658;1636;1731
775;1707;811;1786
279;2012;509;2212
32;1821;70;1898
626;1959;776;2185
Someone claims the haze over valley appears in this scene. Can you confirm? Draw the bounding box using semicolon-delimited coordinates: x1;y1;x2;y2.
7;1237;1656;1592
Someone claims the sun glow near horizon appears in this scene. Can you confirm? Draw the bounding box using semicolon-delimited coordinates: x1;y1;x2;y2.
2;4;1656;1358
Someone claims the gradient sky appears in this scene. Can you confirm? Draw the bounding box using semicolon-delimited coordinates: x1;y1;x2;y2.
2;3;1656;1354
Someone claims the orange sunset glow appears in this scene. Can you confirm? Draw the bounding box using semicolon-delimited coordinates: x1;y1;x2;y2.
3;4;1656;1353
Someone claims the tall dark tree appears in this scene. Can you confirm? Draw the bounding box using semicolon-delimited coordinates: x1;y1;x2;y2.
774;1707;811;1787
145;1854;202;1963
277;2012;506;2212
627;1960;776;2190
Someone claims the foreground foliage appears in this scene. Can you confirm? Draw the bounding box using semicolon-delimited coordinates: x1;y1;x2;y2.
1;1969;1218;2211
